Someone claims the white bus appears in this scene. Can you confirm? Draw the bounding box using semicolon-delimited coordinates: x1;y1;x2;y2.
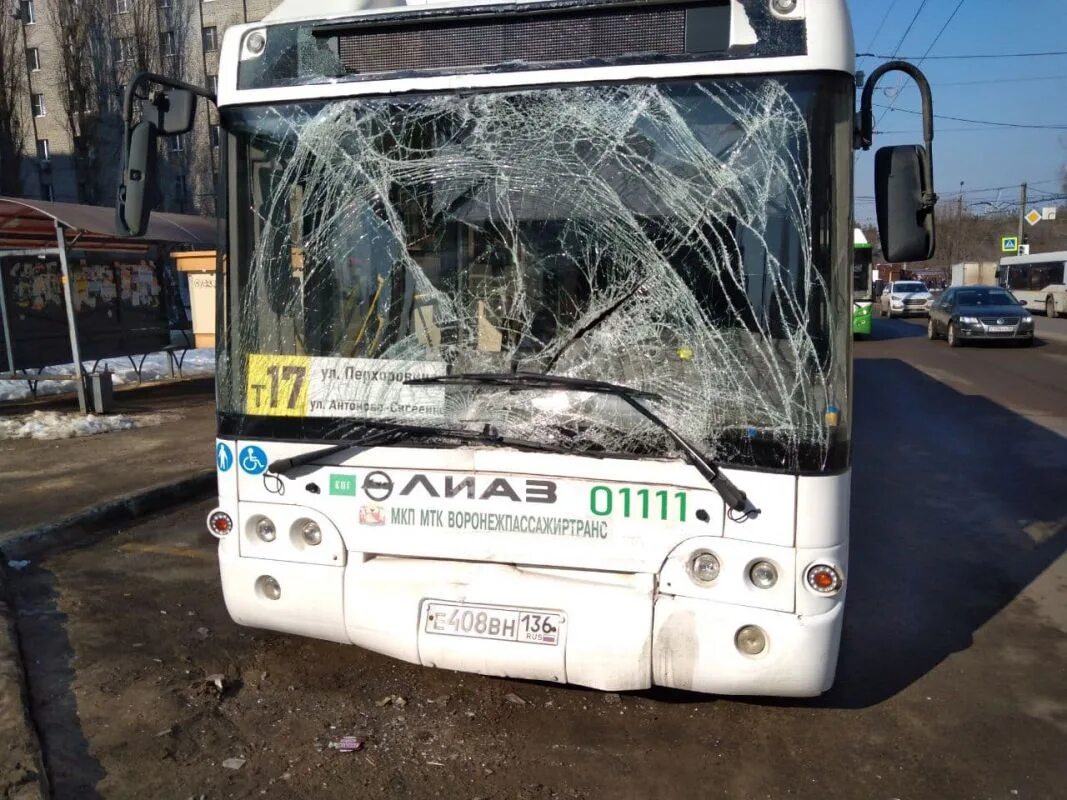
998;252;1067;318
117;0;936;696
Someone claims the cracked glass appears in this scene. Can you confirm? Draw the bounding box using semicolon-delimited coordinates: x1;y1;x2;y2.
219;74;853;473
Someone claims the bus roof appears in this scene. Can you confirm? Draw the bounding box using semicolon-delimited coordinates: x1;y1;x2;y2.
999;251;1067;266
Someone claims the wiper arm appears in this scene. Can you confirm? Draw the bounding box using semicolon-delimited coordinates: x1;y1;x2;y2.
405;372;758;517
266;420;571;477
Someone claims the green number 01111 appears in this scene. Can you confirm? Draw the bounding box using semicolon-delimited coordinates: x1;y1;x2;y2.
589;486;687;522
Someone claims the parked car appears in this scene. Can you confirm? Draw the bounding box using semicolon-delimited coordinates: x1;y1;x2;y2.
879;280;932;318
927;285;1035;347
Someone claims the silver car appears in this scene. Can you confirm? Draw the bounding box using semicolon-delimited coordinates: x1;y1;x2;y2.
878;280;932;318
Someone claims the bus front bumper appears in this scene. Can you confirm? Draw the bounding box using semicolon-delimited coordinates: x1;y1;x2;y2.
218;542;844;698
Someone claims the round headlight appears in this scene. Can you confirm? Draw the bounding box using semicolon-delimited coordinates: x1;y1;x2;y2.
255;517;276;542
687;550;720;585
301;520;322;546
749;560;778;589
806;564;843;594
735;625;767;655
256;575;281;600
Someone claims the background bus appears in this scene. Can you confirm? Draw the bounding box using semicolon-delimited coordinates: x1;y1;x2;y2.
998;252;1067;318
853;229;874;336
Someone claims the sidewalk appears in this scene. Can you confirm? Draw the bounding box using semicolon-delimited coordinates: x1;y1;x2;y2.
0;379;216;540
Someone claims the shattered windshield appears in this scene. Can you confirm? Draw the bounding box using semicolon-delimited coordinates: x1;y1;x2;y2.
220;75;853;472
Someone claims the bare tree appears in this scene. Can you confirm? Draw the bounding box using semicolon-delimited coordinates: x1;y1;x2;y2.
0;0;27;195
48;0;114;204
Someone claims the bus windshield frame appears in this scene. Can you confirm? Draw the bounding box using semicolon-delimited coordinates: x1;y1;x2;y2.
217;72;854;475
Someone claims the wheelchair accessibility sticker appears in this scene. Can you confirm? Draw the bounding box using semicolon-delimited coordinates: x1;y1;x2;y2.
239;445;269;475
216;443;233;472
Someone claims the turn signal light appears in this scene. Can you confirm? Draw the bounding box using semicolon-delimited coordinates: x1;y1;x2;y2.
806;564;843;594
207;510;233;538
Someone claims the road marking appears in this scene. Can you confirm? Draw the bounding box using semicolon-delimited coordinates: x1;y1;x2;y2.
118;543;213;561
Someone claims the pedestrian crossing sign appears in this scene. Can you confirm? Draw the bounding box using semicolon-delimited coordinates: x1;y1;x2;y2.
1001;236;1019;253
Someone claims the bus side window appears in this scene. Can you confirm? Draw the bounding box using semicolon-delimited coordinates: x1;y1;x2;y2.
1030;264;1056;291
1007;267;1028;291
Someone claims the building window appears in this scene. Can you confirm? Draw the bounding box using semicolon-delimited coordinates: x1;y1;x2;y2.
209;124;220;148
160;31;176;57
19;1;34;25
26;47;40;72
36;139;49;160
31;93;45;117
158;0;171;8
112;0;130;13
202;26;217;53
175;174;187;196
207;74;218;95
168;135;185;153
42;184;54;202
113;37;134;63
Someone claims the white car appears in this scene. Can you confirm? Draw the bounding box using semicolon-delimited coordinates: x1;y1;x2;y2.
879;280;932;318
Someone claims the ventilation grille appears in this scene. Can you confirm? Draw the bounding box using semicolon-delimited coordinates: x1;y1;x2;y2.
337;5;698;76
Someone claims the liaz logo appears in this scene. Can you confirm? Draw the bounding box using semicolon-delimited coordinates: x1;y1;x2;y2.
357;472;557;504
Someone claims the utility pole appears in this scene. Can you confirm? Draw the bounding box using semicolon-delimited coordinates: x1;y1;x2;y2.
952;180;964;265
1016;182;1027;254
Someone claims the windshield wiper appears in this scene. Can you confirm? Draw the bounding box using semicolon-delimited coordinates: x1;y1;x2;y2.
405;372;758;517
267;421;571;477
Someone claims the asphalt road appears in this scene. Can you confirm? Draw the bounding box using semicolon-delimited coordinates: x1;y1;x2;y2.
6;317;1067;799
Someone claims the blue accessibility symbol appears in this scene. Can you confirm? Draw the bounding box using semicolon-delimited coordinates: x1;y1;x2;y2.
239;445;269;476
216;442;233;472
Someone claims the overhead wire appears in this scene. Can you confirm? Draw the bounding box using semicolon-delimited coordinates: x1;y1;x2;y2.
873;103;1067;130
858;50;1067;60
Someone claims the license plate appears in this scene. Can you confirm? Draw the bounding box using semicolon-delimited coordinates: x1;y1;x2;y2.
989;325;1015;333
423;602;564;646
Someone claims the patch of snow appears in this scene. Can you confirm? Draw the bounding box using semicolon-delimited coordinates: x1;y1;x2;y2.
0;348;215;403
0;410;171;440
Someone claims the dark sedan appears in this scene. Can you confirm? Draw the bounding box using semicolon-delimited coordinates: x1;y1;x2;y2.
927;286;1035;347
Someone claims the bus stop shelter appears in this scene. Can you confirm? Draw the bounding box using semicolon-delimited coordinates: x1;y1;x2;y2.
0;197;217;412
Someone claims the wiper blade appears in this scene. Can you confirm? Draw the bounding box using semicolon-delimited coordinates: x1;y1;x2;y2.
266;420;570;477
405;372;758;517
406;371;661;400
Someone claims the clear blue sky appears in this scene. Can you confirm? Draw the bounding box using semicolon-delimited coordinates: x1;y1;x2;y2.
849;0;1067;222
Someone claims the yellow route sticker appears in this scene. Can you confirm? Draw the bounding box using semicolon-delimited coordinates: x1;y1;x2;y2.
246;353;311;416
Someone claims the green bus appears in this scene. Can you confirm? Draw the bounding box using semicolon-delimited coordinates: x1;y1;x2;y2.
853;229;874;336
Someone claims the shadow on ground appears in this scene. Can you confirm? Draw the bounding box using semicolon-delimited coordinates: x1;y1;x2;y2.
820;357;1067;708
9;564;106;798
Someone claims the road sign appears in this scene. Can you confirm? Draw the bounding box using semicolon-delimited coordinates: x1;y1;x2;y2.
1001;236;1019;253
1043;207;1058;221
1025;209;1041;226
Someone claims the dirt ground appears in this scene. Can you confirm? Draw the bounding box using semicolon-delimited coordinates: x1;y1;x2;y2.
7;496;1067;800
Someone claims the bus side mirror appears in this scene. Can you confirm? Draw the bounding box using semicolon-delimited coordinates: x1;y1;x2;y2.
875;145;936;263
152;88;197;135
116;119;160;237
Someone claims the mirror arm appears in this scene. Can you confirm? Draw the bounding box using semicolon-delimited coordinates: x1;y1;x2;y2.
859;61;938;210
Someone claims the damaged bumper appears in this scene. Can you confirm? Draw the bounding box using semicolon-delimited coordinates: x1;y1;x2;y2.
217;534;844;698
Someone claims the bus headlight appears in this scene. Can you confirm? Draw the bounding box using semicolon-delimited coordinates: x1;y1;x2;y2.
806;564;843;594
255;517;277;542
300;520;322;546
255;575;281;600
748;560;778;589
687;550;720;585
735;625;767;655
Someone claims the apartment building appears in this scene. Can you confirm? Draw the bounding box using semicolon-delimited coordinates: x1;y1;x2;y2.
13;0;284;214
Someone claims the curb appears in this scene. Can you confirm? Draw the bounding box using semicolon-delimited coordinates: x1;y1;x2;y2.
0;470;216;562
0;568;48;800
0;470;216;799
